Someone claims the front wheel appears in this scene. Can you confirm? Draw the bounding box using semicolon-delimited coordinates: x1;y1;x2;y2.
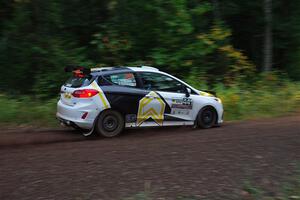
95;110;124;137
196;106;217;129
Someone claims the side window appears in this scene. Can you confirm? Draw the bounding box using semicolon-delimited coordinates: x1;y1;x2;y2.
103;73;137;87
139;72;185;93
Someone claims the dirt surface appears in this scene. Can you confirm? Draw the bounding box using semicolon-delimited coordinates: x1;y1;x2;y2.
0;115;300;200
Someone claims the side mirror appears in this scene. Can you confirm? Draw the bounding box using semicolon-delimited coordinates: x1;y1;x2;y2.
185;87;191;97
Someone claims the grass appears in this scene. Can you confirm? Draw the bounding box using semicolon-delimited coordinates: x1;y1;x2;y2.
0;94;58;127
242;171;300;200
215;81;300;121
187;73;300;121
0;76;300;127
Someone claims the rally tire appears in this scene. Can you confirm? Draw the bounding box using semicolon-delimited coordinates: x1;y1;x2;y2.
96;110;124;138
196;106;217;129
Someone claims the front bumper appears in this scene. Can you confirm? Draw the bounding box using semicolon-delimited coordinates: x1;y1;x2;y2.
216;103;224;124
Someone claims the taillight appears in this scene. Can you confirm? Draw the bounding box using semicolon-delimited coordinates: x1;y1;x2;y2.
72;89;99;98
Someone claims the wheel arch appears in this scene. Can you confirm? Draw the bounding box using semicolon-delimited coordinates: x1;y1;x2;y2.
197;104;219;125
93;107;125;123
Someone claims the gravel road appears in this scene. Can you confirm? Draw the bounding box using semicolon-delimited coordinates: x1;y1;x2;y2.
0;115;300;200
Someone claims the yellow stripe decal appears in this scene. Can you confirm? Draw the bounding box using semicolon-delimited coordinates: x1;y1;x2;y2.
91;82;109;109
137;91;165;126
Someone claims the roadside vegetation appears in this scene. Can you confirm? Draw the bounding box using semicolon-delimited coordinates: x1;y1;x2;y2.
0;95;58;127
1;73;299;127
188;73;300;121
242;172;300;200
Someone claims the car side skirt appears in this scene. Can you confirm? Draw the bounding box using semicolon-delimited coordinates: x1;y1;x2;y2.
125;121;194;128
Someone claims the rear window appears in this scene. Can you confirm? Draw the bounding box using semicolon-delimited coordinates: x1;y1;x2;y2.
64;76;93;88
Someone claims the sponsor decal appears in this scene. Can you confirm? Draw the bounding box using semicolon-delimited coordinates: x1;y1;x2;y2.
171;97;193;109
171;97;192;115
171;109;190;115
137;91;166;126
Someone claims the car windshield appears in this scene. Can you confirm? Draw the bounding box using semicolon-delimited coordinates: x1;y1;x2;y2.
64;75;93;88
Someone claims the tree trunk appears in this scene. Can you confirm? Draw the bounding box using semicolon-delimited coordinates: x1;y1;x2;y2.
263;0;273;71
212;0;221;22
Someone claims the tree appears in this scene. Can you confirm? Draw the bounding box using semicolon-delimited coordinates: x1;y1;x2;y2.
263;0;273;72
1;0;299;97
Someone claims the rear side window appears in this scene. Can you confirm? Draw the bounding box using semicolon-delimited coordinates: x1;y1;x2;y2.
64;76;93;88
103;73;137;87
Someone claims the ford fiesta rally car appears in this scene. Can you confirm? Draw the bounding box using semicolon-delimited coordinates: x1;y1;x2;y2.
57;66;223;137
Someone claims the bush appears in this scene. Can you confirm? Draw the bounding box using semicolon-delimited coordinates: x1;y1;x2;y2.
0;95;58;126
187;73;300;121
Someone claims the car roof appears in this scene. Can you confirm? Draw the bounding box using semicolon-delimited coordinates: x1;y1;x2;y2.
90;66;160;76
89;66;201;94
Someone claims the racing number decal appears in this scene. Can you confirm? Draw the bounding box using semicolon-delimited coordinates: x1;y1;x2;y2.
137;91;166;126
171;97;193;109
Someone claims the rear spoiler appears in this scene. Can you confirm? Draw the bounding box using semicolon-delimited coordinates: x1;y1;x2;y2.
64;65;91;74
64;65;91;77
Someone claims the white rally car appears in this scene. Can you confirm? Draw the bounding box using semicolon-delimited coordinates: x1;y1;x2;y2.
57;66;223;137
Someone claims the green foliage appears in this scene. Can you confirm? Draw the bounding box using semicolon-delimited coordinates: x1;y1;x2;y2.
243;181;263;199
195;26;255;85
187;73;300;121
0;94;57;126
218;0;300;80
91;30;133;66
0;76;299;126
242;169;300;200
0;0;300;99
0;0;92;97
287;48;300;81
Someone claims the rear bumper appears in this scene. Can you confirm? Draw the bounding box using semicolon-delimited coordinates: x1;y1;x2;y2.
56;100;98;130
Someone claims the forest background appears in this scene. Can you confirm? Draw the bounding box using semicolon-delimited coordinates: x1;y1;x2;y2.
0;0;299;125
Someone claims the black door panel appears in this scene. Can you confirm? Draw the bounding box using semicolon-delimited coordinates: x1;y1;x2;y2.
101;85;147;115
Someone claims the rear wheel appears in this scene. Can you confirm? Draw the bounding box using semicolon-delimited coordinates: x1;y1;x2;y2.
96;110;124;137
197;106;217;129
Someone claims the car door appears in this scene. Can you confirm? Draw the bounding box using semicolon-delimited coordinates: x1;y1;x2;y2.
137;72;195;126
98;72;148;126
